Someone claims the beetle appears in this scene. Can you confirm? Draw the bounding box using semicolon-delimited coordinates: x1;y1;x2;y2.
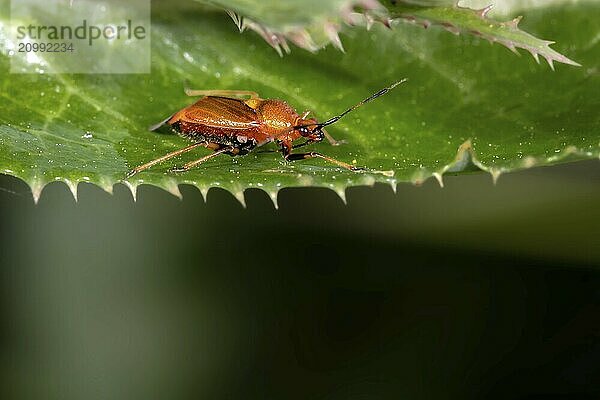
126;79;406;177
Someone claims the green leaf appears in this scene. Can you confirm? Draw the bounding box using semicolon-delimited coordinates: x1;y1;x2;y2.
197;0;383;53
0;2;598;204
202;0;579;68
382;2;581;69
201;0;353;29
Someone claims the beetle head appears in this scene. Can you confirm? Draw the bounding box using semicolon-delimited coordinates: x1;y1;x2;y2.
291;79;407;143
296;118;324;142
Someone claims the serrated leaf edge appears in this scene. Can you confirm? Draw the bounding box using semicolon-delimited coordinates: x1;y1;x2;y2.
4;142;598;207
224;1;580;69
395;4;581;70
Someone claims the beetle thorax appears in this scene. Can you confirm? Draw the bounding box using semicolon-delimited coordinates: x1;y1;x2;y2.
256;99;299;136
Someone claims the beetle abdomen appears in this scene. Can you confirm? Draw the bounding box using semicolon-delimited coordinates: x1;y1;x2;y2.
170;121;260;155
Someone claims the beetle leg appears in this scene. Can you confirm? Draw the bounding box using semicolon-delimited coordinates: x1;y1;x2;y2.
259;140;314;154
126;142;213;178
322;127;347;146
171;146;236;172
183;87;260;99
280;143;363;172
285;152;363;171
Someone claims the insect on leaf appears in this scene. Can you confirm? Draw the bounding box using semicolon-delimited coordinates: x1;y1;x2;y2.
0;1;598;204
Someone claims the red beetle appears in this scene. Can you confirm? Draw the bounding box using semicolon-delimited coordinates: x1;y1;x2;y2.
127;79;406;177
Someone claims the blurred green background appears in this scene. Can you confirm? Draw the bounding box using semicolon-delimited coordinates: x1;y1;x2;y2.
1;160;599;399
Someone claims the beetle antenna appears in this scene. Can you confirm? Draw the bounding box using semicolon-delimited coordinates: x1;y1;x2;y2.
296;79;407;130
